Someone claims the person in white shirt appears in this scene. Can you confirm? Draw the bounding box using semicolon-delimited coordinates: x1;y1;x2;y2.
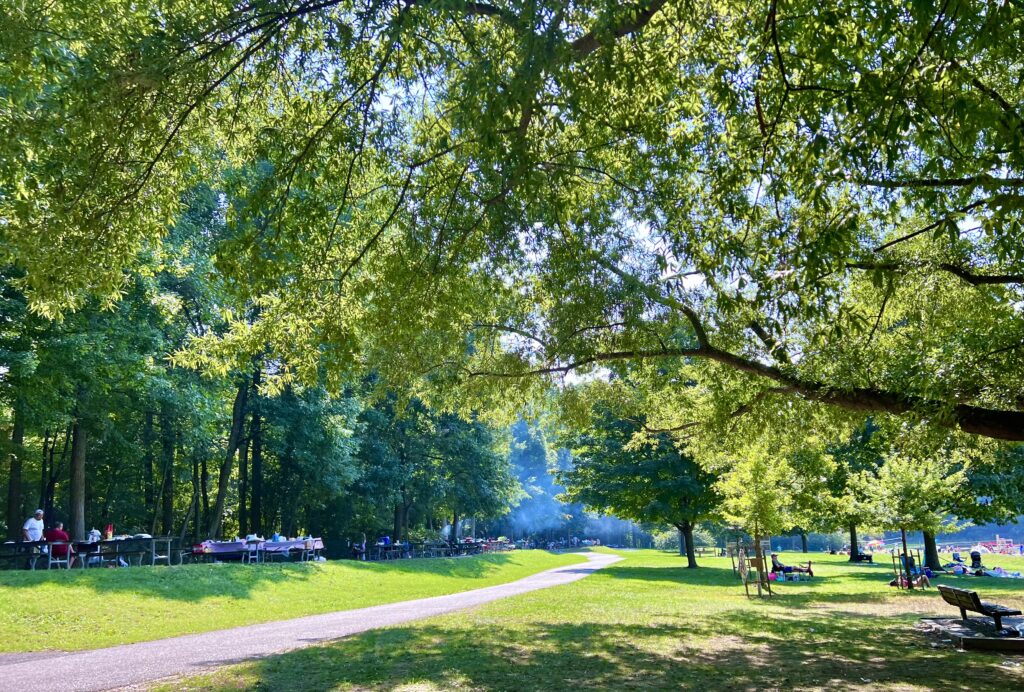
22;509;45;542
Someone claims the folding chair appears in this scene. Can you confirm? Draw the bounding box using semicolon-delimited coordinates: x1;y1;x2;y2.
47;542;73;569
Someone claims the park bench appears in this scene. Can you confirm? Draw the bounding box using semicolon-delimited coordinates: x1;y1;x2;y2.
937;585;1022;631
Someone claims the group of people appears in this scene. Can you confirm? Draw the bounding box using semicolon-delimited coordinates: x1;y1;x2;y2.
21;509;74;563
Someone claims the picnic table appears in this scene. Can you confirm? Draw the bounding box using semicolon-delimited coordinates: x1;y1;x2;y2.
1;536;179;570
196;538;324;563
372;543;409;560
259;538;323;562
74;537;178;567
0;540;49;570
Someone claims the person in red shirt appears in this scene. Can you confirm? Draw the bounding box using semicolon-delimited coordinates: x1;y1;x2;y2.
43;521;73;563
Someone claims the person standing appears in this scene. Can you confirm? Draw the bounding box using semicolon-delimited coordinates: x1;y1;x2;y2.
22;509;44;542
21;509;45;570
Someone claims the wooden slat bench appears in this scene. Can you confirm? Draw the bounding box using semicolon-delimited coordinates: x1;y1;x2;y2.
937;584;1022;631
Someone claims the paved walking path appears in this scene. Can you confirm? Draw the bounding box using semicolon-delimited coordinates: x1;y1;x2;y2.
0;551;621;692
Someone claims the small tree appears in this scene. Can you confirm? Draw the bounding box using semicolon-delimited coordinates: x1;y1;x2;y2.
860;454;967;589
718;448;796;572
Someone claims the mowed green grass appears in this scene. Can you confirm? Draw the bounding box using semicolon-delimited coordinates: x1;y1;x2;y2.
0;550;585;652
161;550;1024;691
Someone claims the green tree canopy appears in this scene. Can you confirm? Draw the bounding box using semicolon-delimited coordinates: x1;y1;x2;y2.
559;405;720;566
2;1;1023;442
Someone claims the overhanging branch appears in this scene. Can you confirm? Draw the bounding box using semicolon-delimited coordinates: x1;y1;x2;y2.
468;344;1024;441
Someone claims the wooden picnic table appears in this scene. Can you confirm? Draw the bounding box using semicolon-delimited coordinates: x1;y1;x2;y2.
196;538;325;563
74;537;178;567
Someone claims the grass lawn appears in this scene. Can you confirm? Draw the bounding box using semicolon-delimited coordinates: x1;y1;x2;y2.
0;550;585;653
160;549;1024;691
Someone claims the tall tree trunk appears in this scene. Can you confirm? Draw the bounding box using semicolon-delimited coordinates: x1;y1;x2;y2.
677;527;685;556
69;419;87;541
209;378;248;538
191;453;202;542
180;481;199;542
922;530;942;572
250;364;263;536
200;456;210;532
901;526;913;590
159;404;175;535
238;433;249;537
800;531;809;553
393;505;402;543
5;401;25;539
452;512;460;541
42;427;69;522
143;411;155;515
37;429;50;519
681;521;698;568
848;523;860;562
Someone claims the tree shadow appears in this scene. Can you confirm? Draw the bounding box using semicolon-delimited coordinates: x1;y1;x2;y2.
0;561;317;601
141;553;1024;689
185;609;1022;691
0;552;538;602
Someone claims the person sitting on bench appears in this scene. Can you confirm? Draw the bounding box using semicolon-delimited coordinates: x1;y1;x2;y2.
771;554;813;577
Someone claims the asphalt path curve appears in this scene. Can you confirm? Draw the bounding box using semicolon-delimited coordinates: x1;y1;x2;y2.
0;551;621;692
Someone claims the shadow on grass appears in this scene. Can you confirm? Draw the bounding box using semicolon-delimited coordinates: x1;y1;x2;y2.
0;552;535;602
600;563;904;609
193;608;1021;691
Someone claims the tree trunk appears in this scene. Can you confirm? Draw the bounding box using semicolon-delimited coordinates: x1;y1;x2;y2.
208;377;248;538
42;428;68;523
5;402;24;539
452;512;460;541
753;531;767;595
800;531;809;553
250;364;263;536
677;527;685;556
238;432;249;537
180;482;199;542
69;419;87;541
922;530;942;572
901;526;913;590
681;521;698;568
848;523;860;562
159;405;175;535
200;456;210;531
37;429;50;520
393;505;403;543
143;411;155;515
191;453;201;542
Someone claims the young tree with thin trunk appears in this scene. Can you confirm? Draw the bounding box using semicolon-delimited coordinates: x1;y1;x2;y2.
719;447;796;577
859;454;967;590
